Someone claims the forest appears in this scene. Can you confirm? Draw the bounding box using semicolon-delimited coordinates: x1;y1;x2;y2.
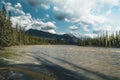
0;5;66;47
78;30;120;48
0;5;120;48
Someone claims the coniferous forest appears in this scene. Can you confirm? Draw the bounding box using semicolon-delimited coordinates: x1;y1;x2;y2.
78;30;120;48
0;5;66;47
0;5;120;48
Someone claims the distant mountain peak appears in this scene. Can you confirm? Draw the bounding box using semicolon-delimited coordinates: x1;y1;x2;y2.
26;29;78;44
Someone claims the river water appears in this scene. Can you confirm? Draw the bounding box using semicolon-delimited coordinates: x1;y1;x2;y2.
9;45;120;80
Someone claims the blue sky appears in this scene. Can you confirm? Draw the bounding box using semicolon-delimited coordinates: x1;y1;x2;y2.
1;0;120;37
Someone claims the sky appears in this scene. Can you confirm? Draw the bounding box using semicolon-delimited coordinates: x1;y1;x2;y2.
0;0;120;37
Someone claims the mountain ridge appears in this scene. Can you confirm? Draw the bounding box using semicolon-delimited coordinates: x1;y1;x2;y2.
26;29;78;44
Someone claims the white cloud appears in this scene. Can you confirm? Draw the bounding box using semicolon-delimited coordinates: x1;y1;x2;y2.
83;25;90;32
15;3;22;9
2;1;14;11
48;29;56;34
11;14;56;34
100;0;120;6
41;4;50;10
3;0;120;37
64;18;70;22
25;0;120;26
11;14;33;29
84;33;98;38
25;0;120;36
40;22;56;30
33;20;56;29
69;26;78;31
48;0;120;37
93;25;112;32
53;6;59;11
93;25;114;35
58;32;66;35
112;26;120;32
70;32;97;38
2;1;25;15
3;1;57;34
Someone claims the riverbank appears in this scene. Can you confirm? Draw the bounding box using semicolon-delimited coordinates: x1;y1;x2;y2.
0;47;57;80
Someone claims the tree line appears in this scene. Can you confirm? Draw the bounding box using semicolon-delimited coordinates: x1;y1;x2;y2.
0;5;66;47
78;31;120;48
1;5;120;48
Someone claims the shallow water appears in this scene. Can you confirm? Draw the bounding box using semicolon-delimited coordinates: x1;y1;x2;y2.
9;45;120;80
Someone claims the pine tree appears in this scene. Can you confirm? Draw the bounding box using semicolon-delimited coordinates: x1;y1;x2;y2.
0;5;13;46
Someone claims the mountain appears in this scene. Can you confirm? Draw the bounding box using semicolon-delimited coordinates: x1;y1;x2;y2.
26;29;78;44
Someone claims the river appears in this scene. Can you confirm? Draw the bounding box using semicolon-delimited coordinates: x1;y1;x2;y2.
8;45;120;80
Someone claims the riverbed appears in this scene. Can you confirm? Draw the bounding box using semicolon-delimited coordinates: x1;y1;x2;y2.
6;45;120;80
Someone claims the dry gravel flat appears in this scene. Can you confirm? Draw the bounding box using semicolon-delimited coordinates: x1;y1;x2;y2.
8;45;120;80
